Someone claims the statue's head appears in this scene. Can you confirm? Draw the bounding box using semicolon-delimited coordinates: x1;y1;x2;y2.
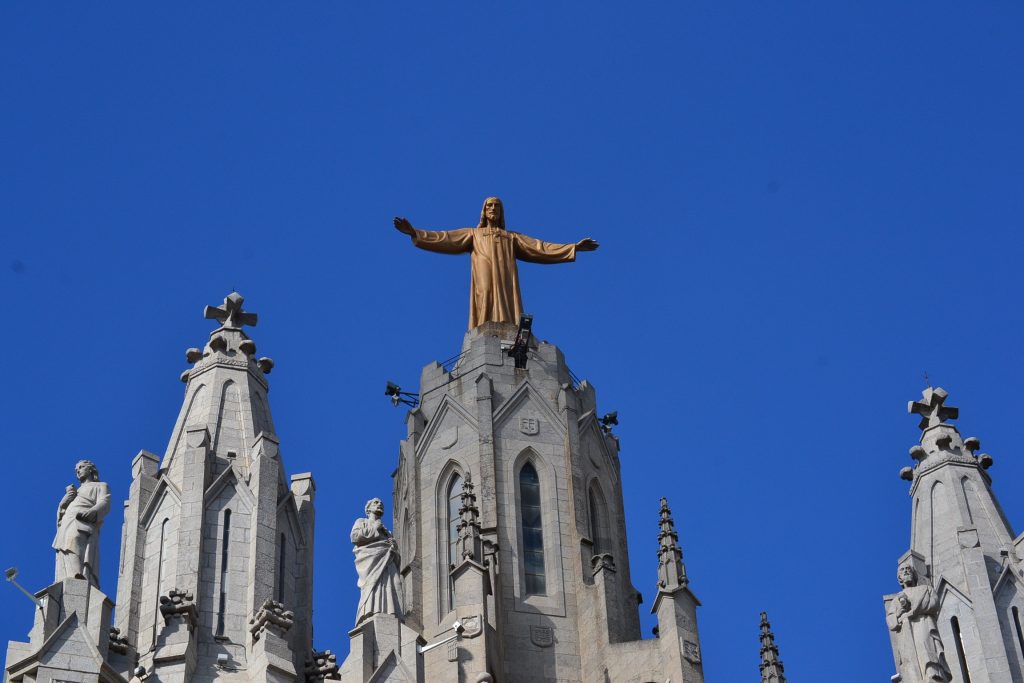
365;497;385;518
75;459;99;482
897;564;918;588
478;197;505;230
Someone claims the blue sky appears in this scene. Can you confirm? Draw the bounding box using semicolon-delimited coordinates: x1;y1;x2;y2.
2;3;1022;681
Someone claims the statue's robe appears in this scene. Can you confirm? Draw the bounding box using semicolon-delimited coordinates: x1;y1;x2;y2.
410;226;578;329
886;584;951;683
351;517;403;624
52;480;111;587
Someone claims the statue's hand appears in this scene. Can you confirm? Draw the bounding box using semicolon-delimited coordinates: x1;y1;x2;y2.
59;486;78;508
76;509;97;524
393;217;416;236
576;237;599;252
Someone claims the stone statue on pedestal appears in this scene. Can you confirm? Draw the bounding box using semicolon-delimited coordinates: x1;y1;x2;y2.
886;565;951;683
351;497;404;625
52;459;111;588
394;196;599;329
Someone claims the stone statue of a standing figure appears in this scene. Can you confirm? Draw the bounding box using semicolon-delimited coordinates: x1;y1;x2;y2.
886;565;951;683
351;497;403;625
53;460;111;588
394;197;599;330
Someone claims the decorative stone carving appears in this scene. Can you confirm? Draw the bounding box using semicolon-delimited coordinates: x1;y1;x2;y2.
305;648;341;680
250;599;295;642
52;460;111;587
908;387;958;431
159;588;198;628
393;197;599;329
459;614;483;638
591;553;616;574
519;417;539;435
108;626;130;656
682;639;701;664
351;497;404;624
529;625;554;648
656;497;688;590
204;291;258;330
886;565;951;683
456;473;483;563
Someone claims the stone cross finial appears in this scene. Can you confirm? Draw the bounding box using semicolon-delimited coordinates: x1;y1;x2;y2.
657;497;688;590
908;387;959;431
203;291;258;330
759;612;787;683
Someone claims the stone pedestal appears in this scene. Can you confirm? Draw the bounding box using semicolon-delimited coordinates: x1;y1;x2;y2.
339;614;423;683
4;578;130;683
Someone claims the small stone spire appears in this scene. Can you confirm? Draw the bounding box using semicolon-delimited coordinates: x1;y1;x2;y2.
759;611;787;683
657;497;688;590
908;386;959;431
456;472;483;564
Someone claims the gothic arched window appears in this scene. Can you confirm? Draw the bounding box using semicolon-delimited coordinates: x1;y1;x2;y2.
588;486;607;555
519;463;546;596
216;510;231;636
446;473;463;606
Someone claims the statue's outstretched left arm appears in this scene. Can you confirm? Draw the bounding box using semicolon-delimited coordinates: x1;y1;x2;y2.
513;232;599;264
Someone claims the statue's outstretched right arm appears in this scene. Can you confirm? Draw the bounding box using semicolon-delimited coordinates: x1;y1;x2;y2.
393;217;473;254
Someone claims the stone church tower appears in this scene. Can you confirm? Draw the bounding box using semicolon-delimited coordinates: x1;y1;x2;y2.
4;293;320;683
886;387;1024;683
339;321;707;682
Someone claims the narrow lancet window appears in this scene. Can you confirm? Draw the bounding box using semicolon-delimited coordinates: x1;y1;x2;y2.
1014;607;1024;661
520;463;546;596
278;533;287;603
951;616;972;683
589;487;605;555
446;473;463;607
153;518;169;645
216;509;231;636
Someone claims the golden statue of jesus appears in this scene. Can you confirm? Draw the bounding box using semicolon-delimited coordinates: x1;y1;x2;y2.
394;197;599;330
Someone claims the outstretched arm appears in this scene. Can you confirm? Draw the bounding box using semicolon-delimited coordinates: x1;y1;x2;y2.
513;232;600;264
393;217;474;255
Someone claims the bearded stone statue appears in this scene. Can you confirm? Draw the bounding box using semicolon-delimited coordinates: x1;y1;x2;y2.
394;197;599;330
351;497;404;625
886;565;951;683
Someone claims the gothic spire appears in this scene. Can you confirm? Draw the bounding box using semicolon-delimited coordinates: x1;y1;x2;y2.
759;611;787;683
657;497;688;590
456;471;483;564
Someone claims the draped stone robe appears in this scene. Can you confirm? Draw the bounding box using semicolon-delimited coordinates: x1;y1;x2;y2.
351;516;403;625
410;226;578;329
886;583;951;683
52;480;111;587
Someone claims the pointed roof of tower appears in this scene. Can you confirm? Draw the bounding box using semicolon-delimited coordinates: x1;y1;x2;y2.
164;292;277;474
657;496;688;590
759;611;787;683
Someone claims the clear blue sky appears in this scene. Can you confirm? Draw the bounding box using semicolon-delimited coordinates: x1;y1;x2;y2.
2;4;1022;681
